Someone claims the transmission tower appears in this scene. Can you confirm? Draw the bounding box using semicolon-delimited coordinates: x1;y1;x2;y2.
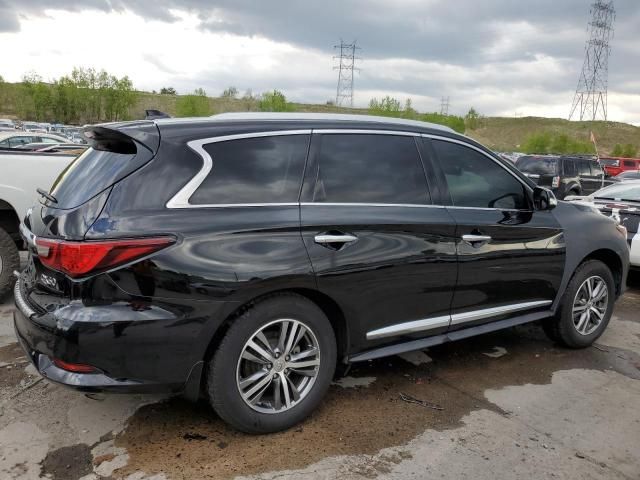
334;40;361;107
569;0;615;121
440;96;450;116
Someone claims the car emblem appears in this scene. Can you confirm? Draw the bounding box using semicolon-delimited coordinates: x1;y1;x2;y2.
40;274;57;289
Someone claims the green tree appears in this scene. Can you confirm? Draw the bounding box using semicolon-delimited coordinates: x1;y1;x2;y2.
422;113;465;134
611;144;624;156
160;87;176;95
222;86;238;98
465;107;481;130
622;144;638;158
259;90;291;112
175;89;211;117
369;96;402;116
22;72;51;121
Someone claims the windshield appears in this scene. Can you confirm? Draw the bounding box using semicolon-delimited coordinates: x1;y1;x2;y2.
600;158;619;166
515;156;558;175
594;183;640;202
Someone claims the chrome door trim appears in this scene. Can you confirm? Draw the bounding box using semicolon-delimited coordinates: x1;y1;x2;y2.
314;234;358;244
166;130;312;209
365;300;552;340
312;129;420;136
300;202;444;209
450;300;552;326
366;315;451;340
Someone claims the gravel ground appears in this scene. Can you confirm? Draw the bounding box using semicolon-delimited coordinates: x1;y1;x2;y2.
1;265;639;480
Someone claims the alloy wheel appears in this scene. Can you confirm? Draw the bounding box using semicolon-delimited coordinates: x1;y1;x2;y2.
236;318;321;414
572;275;609;336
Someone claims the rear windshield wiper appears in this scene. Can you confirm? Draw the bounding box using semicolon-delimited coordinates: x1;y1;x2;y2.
37;187;58;204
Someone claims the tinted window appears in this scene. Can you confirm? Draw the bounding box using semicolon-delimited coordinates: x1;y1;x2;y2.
50;147;152;209
576;160;591;176
623;160;636;168
190;134;309;205
433;140;528;210
312;134;429;204
515;156;558;175
8;136;33;147
563;159;577;176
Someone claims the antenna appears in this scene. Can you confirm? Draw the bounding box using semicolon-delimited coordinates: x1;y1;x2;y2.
569;0;615;121
334;40;361;108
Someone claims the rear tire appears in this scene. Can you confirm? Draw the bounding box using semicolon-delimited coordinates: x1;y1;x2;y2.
543;260;614;348
0;227;19;300
207;294;337;434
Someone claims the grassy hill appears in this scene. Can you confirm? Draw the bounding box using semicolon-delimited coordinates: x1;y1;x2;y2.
2;82;638;156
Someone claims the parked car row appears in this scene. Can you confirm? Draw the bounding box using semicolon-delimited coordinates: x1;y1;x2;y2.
0;119;87;144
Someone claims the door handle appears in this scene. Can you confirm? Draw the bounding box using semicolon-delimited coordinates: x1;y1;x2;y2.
462;234;492;246
314;234;358;245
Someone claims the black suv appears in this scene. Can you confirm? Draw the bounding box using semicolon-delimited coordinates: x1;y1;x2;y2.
14;113;629;433
515;155;606;199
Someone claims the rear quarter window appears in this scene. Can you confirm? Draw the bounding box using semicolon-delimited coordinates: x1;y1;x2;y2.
515;156;558;175
190;134;310;205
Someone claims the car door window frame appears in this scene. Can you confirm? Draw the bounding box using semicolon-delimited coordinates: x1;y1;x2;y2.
421;135;534;212
300;129;436;208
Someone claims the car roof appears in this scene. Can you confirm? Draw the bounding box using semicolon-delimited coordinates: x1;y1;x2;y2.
154;112;456;133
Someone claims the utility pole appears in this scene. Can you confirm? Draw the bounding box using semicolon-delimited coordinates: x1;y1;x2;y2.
569;0;615;121
334;40;361;107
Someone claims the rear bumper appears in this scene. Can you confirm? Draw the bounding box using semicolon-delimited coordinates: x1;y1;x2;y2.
12;278;198;394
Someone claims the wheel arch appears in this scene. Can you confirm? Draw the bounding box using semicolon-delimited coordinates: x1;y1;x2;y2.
201;287;350;373
581;248;624;297
0;199;21;246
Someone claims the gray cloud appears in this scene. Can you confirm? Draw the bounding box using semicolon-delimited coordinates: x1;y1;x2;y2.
3;0;639;122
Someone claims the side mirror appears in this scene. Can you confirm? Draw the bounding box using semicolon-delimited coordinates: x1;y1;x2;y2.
533;187;557;211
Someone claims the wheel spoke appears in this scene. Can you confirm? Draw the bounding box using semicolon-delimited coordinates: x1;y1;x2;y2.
573;302;588;314
239;369;269;390
247;340;274;363
586;278;594;297
242;372;273;403
256;331;275;355
590;306;604;320
284;321;300;355
287;358;320;369
277;321;289;352
576;311;590;333
242;349;268;365
280;372;292;408
273;376;282;410
289;347;318;362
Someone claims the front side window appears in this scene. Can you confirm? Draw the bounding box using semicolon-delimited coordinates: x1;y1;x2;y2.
8;136;32;147
433;139;528;210
190;134;309;205
312;134;429;204
591;162;604;176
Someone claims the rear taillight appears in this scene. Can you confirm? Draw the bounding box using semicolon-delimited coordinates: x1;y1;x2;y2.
551;176;560;188
52;358;98;373
35;237;174;278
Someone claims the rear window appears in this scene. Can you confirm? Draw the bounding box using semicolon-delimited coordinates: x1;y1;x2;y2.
623;160;637;168
515;156;558;175
600;158;619;167
190;134;309;205
49;146;153;209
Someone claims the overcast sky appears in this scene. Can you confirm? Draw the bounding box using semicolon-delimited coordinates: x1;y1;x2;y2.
1;0;638;123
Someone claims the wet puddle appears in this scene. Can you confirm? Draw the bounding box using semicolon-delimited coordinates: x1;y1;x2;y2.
113;321;640;479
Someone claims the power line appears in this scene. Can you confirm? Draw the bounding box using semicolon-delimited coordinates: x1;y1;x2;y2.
569;0;616;121
334;40;361;108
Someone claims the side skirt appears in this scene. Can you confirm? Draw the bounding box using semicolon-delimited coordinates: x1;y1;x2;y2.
348;310;552;363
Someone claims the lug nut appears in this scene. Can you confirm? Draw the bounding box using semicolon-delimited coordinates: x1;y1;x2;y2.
267;363;272;369
285;355;290;361
273;374;278;379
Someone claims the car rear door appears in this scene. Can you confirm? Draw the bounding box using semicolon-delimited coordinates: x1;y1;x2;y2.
424;136;565;330
577;159;599;194
299;131;458;350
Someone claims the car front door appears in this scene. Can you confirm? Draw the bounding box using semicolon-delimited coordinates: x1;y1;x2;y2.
425;137;566;331
300;131;458;351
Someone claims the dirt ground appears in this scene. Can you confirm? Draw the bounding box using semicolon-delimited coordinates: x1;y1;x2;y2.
1;267;639;480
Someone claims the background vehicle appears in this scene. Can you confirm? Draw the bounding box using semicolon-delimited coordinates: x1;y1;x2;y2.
610;170;640;182
14;113;629;434
15;142;88;153
600;157;640;177
21;122;47;133
0;132;69;149
566;181;640;269
515;154;606;199
0;149;78;298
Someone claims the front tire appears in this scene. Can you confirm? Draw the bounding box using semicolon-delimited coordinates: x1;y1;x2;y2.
207;294;337;434
543;260;615;348
0;227;19;300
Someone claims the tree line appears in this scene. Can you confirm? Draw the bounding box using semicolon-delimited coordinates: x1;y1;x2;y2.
0;68;137;124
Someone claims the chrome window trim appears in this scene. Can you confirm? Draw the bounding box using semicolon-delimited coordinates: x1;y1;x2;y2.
365;300;552;340
166;127;532;210
166;130;312;209
300;202;444;209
